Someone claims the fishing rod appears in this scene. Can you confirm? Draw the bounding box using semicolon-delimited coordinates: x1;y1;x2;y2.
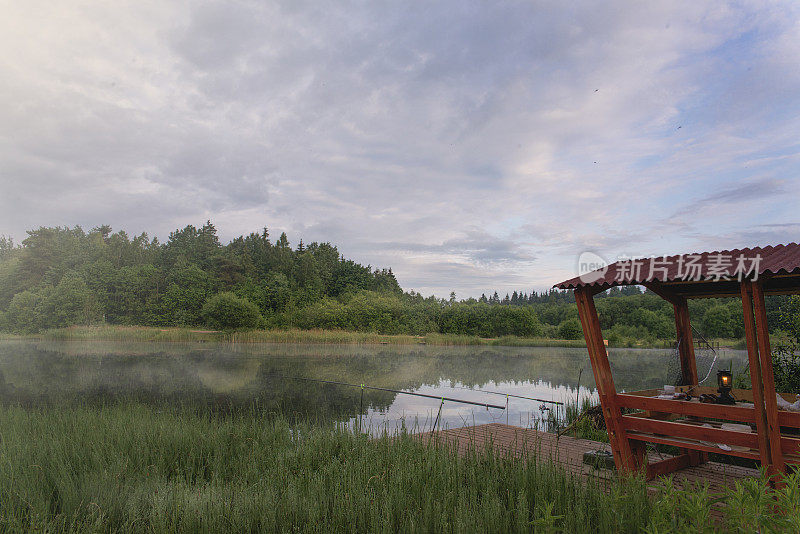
449;385;563;406
280;375;506;410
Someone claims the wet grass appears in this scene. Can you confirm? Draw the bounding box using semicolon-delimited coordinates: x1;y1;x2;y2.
15;325;592;347
0;403;653;533
1;403;798;532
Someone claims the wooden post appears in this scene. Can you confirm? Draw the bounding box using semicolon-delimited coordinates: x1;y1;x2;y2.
741;280;774;469
672;296;705;465
644;281;705;466
575;287;640;473
752;280;785;475
673;297;699;386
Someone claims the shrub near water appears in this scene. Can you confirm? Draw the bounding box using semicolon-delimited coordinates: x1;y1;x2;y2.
201;292;262;330
0;404;651;533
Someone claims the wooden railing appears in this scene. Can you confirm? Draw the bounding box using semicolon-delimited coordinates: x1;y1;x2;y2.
615;389;800;466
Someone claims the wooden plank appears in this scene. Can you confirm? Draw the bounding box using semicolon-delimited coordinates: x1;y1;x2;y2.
575;287;639;474
621;415;759;449
622;388;662;397
647;454;692;479
781;435;800;456
741;280;772;467
628;386;800;420
778;411;800;428
641;281;679;305
615;394;757;423
753;280;786;474
626;431;761;460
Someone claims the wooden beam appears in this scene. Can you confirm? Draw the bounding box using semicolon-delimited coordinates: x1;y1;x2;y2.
647;454;692;480
574;287;640;473
752;280;785;474
641;281;683;305
627;432;760;460
621;416;759;449
615;394;756;423
643;281;704;464
781;435;800;456
741;280;773;468
673;297;699;386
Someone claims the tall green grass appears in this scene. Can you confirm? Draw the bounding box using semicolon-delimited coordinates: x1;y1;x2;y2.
0;403;797;532
0;403;651;533
20;324;724;349
22;325;595;347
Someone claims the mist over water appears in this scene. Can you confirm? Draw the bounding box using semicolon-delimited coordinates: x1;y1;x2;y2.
0;341;748;434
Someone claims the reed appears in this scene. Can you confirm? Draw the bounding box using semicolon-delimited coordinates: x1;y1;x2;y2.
0;403;650;533
0;403;796;532
24;325;595;348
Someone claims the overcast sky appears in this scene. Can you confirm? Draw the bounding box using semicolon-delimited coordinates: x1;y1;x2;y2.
1;1;799;297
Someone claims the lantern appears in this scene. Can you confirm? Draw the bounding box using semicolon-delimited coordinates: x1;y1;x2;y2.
716;370;735;405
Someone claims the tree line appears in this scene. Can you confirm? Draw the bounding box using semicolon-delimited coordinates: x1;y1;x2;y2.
0;223;796;343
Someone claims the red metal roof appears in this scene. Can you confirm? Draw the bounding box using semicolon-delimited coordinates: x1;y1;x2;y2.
554;243;800;290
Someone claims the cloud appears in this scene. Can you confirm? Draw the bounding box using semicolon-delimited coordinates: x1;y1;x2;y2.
1;1;799;297
671;177;786;217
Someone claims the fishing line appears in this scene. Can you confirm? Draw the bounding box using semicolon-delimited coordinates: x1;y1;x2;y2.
448;384;563;405
277;375;506;409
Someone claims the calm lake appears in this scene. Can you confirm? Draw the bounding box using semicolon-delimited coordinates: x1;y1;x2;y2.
0;340;748;434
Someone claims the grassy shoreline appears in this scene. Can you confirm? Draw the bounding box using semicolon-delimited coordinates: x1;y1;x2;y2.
0;403;650;532
7;325;745;348
1;325;592;347
1;402;797;532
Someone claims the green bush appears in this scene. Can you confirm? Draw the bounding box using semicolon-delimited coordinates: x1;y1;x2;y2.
701;305;735;338
646;471;800;533
202;292;262;330
3;273;100;333
557;317;583;339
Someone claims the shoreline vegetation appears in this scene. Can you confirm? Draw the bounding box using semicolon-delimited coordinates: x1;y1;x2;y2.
3;224;788;349
0;325;748;349
1;403;797;532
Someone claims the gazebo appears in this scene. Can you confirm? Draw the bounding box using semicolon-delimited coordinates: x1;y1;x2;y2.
554;244;800;480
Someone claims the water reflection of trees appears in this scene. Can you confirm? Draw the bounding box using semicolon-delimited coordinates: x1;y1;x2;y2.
0;341;747;420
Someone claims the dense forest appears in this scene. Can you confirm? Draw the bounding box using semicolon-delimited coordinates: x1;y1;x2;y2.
0;223;797;344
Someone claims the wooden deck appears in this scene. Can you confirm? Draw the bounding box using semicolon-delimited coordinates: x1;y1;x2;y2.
421;423;759;493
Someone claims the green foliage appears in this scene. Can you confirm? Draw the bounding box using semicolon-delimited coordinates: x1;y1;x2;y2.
0;403;652;533
0;223;780;342
771;338;800;393
646;471;800;533
202;292;262;330
47;272;101;328
3;274;100;333
158;263;214;326
270;292;542;337
557;317;583;340
780;295;800;343
700;304;744;339
0;235;15;261
5;286;52;333
770;297;800;393
0;223;400;333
